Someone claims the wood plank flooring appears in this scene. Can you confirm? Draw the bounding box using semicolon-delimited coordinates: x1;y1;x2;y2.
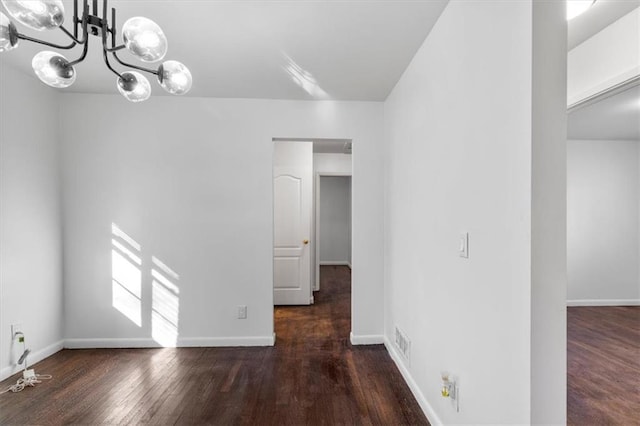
567;306;640;426
0;266;428;425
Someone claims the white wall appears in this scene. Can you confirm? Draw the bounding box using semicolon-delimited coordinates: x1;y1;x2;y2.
530;2;567;421
568;7;640;106
314;153;352;175
383;1;566;423
319;176;351;264
568;140;640;304
0;64;64;380
59;95;385;346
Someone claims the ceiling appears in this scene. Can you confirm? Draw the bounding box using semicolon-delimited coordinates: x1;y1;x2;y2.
567;1;639;141
0;0;448;101
568;0;639;49
0;0;636;104
568;84;640;140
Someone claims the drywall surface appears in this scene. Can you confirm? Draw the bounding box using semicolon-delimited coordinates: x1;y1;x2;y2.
384;1;533;422
384;0;566;423
313;153;352;174
568;7;640;105
530;1;567;422
0;64;64;379
568;140;640;303
319;176;351;264
59;95;384;345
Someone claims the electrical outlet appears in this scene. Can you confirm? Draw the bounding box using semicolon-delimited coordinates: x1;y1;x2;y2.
11;323;23;338
237;305;247;319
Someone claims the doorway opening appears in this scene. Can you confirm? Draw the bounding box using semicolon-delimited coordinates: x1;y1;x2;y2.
566;80;640;424
272;138;353;342
315;175;352;292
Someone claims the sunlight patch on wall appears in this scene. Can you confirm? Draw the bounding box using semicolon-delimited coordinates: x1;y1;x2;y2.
151;256;180;347
111;224;142;327
282;52;329;99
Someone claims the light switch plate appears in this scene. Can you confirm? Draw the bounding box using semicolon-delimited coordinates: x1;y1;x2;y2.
459;232;469;258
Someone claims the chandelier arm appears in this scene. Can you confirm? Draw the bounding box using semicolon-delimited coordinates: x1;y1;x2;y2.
111;52;159;76
102;47;123;78
104;43;126;53
99;1;122;79
73;0;79;39
59;26;87;45
16;33;76;50
67;36;90;66
102;3;124;52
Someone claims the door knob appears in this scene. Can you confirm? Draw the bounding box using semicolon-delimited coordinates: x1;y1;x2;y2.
303;239;309;245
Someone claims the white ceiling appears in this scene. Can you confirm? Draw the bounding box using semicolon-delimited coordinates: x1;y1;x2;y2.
568;0;639;49
1;1;636;103
567;1;639;141
0;0;448;101
568;84;640;140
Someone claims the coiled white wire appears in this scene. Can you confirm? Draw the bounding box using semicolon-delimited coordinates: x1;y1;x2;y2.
0;374;52;394
1;332;53;394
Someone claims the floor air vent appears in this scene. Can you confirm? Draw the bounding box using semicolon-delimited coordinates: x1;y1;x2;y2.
394;326;411;364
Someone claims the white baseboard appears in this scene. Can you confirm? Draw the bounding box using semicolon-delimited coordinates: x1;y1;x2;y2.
349;332;384;345
65;338;160;349
384;336;442;426
0;339;64;382
319;261;351;266
64;334;276;349
567;299;640;307
180;334;276;347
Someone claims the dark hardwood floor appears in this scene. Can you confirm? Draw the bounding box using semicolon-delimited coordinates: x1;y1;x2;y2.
568;306;640;426
0;266;427;425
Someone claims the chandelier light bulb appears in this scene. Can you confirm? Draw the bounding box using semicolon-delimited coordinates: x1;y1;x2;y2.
117;71;151;102
158;60;192;95
2;2;191;101
1;0;64;31
567;0;597;20
32;50;76;88
0;11;19;51
122;17;167;62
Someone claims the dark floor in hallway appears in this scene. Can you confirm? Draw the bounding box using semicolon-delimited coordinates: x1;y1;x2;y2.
0;265;428;425
567;306;640;425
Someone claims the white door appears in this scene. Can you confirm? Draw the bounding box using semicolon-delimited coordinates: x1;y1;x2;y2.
273;141;312;305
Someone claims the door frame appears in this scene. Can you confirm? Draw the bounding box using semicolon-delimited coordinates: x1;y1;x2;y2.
315;172;352;291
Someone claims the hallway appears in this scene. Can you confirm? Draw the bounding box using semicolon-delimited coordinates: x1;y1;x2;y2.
273;265;428;424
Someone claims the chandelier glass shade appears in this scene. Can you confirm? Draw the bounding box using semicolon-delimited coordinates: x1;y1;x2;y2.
0;0;192;101
117;70;150;102
32;50;75;87
3;0;64;31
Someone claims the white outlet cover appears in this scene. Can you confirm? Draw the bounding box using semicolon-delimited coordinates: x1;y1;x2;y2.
459;232;469;258
11;323;23;337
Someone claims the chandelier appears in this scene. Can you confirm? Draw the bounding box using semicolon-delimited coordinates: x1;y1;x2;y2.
0;0;192;102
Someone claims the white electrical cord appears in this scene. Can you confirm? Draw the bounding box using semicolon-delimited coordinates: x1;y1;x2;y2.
0;332;53;395
0;374;52;394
